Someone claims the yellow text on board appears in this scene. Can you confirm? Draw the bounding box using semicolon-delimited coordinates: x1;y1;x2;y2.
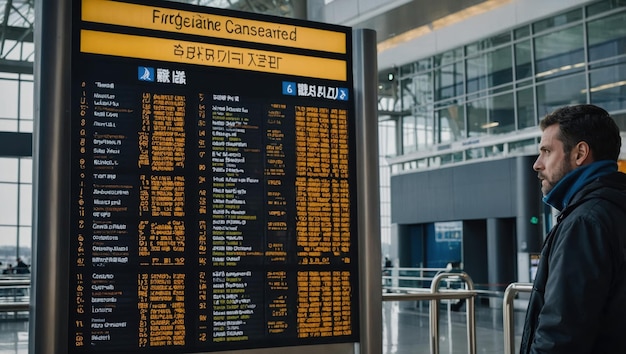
80;30;347;81
82;0;347;54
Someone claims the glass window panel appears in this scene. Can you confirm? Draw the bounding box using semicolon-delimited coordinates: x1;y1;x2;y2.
0;226;17;256
399;77;413;111
536;73;586;116
19;120;33;133
402;110;435;152
486;144;504;158
488;32;511;47
0;73;19;79
400;63;415;76
441;152;463;166
0;79;19;119
533;9;583;33
20;158;32;184
20;80;34;119
402;115;418;154
407;72;433;109
21;42;35;62
466;42;478;56
468;98;488;137
416;58;432;72
467;46;513;93
517;87;536;129
510;138;539;155
436;103;465;143
0;183;18;225
0;158;19;182
587;12;626;62
0;119;18;132
468;94;515;137
515;40;533;80
466;147;484;160
534;25;584;80
435;61;464;101
589;63;626;111
587;0;626;17
514;25;530;39
1;40;21;60
419;108;434;151
19;185;32;226
434;48;463;68
378;120;397;157
490;93;515;134
18;226;32;261
467;33;511;55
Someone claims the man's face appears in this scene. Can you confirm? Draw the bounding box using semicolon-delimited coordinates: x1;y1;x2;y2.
533;124;577;195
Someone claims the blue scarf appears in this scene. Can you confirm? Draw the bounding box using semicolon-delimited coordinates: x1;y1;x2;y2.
543;160;617;211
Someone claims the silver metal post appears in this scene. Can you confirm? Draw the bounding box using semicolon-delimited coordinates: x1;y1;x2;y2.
353;28;381;354
503;283;533;354
430;272;477;354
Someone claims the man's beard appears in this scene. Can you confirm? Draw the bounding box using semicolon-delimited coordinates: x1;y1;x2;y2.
541;157;573;196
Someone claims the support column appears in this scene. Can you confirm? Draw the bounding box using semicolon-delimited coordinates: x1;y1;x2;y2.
515;155;544;282
487;218;515;308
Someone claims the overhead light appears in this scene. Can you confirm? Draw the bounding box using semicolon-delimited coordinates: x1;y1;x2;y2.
388;72;395;81
481;122;499;129
536;62;585;78
581;80;626;94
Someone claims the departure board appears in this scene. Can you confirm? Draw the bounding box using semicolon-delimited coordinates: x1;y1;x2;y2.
69;0;358;353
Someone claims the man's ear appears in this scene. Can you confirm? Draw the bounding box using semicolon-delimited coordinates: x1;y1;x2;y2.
574;141;592;166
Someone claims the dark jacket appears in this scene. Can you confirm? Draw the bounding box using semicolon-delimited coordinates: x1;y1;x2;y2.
520;172;626;353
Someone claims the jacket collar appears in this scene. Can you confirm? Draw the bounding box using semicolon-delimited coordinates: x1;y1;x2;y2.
543;160;617;211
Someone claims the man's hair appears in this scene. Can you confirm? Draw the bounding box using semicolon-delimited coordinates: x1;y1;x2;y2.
540;104;622;161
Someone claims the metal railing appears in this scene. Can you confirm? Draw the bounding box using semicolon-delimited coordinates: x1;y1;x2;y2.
503;282;533;354
0;276;30;312
383;272;477;354
382;267;446;292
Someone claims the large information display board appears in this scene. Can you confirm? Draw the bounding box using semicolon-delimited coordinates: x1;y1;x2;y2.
69;0;358;352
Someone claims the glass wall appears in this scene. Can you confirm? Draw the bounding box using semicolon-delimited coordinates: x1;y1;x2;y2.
0;72;33;269
381;0;626;173
0;157;32;267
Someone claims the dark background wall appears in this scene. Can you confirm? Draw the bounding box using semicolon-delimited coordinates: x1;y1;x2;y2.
390;155;539;224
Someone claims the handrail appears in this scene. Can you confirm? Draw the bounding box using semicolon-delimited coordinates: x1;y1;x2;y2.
0;302;29;311
503;282;533;354
431;272;476;354
0;279;30;287
383;272;477;354
0;277;31;313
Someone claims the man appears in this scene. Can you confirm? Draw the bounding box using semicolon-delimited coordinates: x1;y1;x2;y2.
520;104;626;353
14;257;29;274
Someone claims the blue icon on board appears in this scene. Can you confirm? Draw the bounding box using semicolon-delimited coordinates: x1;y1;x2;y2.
138;67;155;82
282;81;296;96
338;88;349;101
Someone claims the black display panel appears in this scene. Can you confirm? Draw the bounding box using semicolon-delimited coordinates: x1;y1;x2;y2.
69;0;358;353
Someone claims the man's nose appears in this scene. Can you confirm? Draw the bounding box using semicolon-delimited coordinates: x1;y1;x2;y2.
532;157;542;171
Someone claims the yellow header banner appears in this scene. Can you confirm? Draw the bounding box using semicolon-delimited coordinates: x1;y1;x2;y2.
82;0;347;54
80;30;347;81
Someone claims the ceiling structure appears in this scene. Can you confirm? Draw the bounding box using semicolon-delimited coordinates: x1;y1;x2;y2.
0;0;295;75
0;0;34;73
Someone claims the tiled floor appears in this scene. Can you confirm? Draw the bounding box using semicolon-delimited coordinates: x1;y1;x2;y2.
382;300;524;354
0;314;28;354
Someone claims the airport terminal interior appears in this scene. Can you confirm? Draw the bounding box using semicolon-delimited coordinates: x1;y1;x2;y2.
2;0;626;353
